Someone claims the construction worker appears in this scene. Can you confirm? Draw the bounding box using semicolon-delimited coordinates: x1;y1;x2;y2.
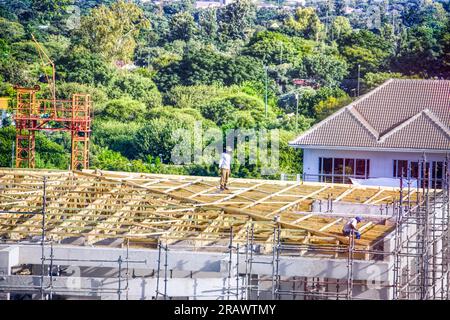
219;146;232;191
342;216;362;239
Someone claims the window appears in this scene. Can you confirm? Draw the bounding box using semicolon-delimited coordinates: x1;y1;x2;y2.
393;160;408;177
318;157;370;184
432;161;444;188
318;158;333;182
393;160;444;188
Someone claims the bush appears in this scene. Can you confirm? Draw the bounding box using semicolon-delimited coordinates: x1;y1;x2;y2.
108;72;162;109
100;98;147;121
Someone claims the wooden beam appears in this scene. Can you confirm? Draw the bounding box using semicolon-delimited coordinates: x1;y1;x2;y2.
363;189;384;204
241;183;300;209
333;188;354;202
195;182;266;207
163;178;203;194
292;213;314;224
319;218;343;232
270;186;329;216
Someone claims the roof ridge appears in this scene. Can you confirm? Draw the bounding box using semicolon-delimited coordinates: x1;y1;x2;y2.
422;109;450;138
378;109;450;143
289;79;394;145
347;106;379;139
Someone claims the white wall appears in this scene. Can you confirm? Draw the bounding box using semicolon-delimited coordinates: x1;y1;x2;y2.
302;148;447;180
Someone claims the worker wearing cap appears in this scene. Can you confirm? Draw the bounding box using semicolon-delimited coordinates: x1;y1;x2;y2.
342;216;362;239
219;146;232;190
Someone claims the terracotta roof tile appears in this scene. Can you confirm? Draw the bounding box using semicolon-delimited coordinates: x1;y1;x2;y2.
290;79;450;151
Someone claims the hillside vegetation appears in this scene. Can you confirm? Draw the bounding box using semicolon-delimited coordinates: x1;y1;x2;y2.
0;0;449;178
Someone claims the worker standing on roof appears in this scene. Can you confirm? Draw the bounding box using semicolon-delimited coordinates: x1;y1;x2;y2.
219;146;232;191
342;216;362;239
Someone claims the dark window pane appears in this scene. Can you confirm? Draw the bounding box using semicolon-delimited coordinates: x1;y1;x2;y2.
394;160;408;178
366;160;370;178
356;159;366;177
393;160;397;177
345;159;355;176
433;162;443;188
334;158;344;175
410;162;419;179
322;158;332;175
433;162;443;179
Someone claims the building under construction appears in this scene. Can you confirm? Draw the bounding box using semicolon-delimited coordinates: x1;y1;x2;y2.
0;162;448;300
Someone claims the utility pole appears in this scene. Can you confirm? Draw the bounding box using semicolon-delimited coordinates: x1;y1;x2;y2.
357;64;361;97
295;93;299;131
264;65;268;118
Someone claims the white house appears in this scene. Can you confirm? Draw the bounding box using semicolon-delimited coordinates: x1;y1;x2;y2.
289;79;450;187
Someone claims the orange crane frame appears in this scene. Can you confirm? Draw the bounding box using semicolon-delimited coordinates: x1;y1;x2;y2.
13;36;92;170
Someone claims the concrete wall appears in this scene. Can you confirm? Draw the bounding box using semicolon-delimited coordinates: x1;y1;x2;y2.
311;200;396;216
0;244;390;281
0;244;393;300
302;148;446;181
0;275;245;300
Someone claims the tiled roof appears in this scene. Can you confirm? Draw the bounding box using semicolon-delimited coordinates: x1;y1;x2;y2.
290;79;450;151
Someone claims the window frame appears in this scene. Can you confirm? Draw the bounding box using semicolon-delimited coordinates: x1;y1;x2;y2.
318;157;370;183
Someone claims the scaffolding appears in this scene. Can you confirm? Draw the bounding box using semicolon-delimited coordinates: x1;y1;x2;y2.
0;166;449;300
0;176;145;300
13;87;91;170
392;157;450;300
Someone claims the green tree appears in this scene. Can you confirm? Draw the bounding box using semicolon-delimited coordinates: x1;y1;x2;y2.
77;0;149;62
100;98;147;122
57;46;116;86
217;0;256;41
244;31;316;65
299;53;348;87
393;25;446;77
169;11;197;41
31;0;72;23
363;72;405;91
340;30;393;76
93;120;142;158
314;95;351;121
285;7;325;41
0;18;25;43
331;16;352;40
198;8;219;43
109;72;162;109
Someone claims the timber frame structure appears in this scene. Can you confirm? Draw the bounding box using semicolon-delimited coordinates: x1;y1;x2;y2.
0;168;403;254
0;167;448;300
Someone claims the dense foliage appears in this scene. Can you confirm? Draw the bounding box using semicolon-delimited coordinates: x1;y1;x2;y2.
0;0;449;178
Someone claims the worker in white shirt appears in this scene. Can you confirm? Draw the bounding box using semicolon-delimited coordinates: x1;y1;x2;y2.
219;146;232;190
342;216;362;239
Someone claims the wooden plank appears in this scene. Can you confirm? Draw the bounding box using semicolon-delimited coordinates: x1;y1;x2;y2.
371;195;392;205
195;182;266;207
319;218;343;232
270;186;329;216
163;178;203;194
241;183;300;209
292;214;314;224
363;189;384;204
333;188;354;202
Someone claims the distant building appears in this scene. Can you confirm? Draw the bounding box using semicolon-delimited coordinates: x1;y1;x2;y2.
290;79;450;187
195;1;223;8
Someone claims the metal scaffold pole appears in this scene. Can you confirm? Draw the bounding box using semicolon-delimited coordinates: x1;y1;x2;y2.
40;176;47;300
392;156;450;300
155;241;162;300
346;230;354;300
